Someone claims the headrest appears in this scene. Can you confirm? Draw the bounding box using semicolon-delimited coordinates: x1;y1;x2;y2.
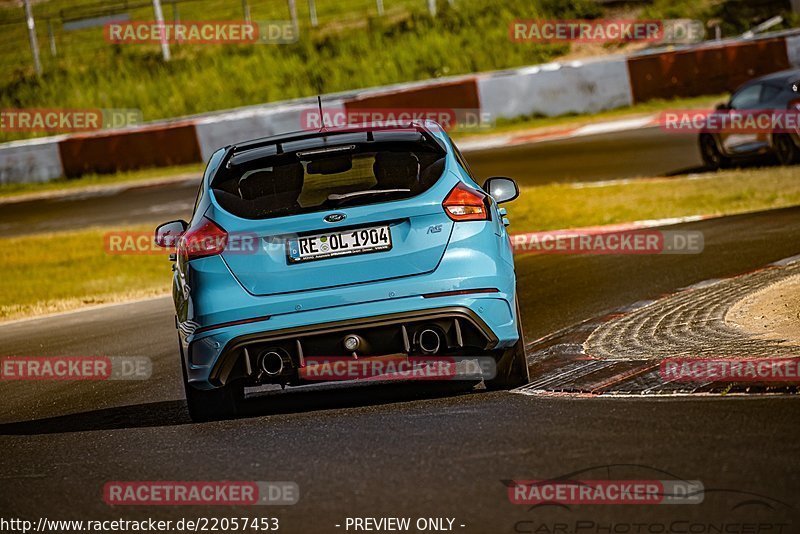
238;162;304;201
373;152;419;189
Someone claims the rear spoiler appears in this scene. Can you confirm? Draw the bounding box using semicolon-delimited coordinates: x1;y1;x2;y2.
229;120;442;157
220;121;446;171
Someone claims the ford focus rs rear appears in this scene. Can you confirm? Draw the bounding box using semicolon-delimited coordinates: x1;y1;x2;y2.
156;121;529;421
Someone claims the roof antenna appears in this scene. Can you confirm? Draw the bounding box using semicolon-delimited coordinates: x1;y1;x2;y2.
317;96;328;133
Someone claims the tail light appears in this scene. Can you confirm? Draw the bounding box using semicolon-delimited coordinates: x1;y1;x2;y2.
442;183;488;221
179;218;228;261
789;98;800;111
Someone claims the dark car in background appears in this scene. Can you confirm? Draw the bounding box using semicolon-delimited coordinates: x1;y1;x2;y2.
700;68;800;169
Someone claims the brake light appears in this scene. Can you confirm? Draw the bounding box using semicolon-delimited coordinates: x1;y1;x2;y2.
179;218;228;260
442;183;488;221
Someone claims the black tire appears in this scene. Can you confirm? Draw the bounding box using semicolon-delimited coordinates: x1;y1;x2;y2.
773;134;800;166
485;299;530;390
699;134;730;170
180;341;242;422
184;380;243;422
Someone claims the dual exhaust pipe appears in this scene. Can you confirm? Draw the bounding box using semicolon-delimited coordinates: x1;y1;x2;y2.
256;326;444;377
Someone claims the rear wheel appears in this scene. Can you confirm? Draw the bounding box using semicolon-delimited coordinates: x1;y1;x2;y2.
485;298;530;390
180;341;242;422
774;134;800;165
184;380;243;422
699;134;730;170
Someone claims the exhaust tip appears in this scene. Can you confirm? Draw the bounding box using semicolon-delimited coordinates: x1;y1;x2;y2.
343;334;361;352
259;350;286;376
417;328;442;355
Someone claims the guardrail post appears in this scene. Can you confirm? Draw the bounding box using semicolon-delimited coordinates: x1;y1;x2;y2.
47;18;57;57
308;0;318;27
152;0;171;62
288;0;299;33
22;0;42;76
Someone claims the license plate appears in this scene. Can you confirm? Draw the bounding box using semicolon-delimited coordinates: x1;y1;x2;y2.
288;226;392;264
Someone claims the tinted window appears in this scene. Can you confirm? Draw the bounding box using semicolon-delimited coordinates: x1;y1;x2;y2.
759;83;782;104
211;143;446;219
730;83;763;110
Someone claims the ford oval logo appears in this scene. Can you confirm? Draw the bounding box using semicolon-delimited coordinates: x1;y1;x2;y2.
324;213;347;223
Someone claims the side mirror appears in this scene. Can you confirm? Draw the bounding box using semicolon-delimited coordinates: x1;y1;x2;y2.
155;220;188;248
482;177;519;204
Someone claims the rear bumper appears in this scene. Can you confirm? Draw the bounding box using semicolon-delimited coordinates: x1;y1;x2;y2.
184;293;518;388
179;218;518;389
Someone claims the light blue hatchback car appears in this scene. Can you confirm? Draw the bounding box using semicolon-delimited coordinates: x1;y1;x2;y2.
156;121;528;421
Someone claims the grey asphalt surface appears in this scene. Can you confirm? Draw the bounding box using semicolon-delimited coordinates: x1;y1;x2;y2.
466;126;704;183
1;207;799;531
0;128;704;237
0;177;199;238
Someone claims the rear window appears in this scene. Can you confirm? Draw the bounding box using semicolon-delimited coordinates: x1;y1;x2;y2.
211;142;446;219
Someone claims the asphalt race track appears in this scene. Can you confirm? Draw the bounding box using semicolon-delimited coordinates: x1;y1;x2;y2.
1;203;799;530
466;126;704;183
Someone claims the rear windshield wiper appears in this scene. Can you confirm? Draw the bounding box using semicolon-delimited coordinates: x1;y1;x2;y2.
327;189;411;205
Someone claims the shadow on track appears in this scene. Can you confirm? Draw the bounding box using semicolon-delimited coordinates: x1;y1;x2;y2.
664;165;709;177
0;381;478;436
664;158;780;177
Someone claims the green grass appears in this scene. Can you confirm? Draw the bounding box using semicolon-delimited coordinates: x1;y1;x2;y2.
0;224;170;321
3;164;800;322
642;0;799;36
506;165;800;231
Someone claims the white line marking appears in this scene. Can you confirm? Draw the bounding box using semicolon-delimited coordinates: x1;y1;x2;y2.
572;116;658;136
0;294;170;328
